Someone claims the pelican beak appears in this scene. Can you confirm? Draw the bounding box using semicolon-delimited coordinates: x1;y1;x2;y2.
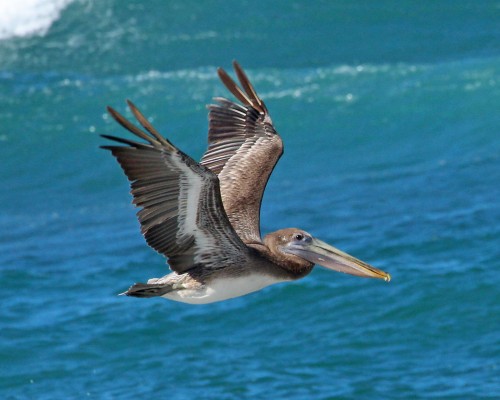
286;238;391;281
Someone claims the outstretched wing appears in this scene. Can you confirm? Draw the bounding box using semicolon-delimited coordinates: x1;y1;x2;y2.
201;61;283;244
102;100;250;274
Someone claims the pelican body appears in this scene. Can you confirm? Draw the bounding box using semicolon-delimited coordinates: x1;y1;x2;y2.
102;62;390;304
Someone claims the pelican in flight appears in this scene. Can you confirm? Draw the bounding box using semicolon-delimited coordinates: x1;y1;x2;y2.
102;61;390;304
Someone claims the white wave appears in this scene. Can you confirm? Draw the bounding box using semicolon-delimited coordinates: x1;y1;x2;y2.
0;0;74;40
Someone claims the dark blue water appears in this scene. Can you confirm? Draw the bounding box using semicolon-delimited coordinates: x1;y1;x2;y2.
1;1;499;398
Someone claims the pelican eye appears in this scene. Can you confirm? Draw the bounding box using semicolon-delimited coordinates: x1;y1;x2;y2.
294;233;304;241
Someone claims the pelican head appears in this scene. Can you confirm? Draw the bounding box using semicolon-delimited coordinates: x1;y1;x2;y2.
265;228;391;281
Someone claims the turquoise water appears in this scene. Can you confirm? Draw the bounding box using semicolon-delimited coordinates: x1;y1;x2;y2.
1;1;499;398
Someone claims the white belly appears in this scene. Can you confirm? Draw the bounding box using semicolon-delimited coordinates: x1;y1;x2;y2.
162;273;285;304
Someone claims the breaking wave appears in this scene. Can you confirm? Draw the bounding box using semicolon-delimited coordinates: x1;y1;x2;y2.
0;0;73;40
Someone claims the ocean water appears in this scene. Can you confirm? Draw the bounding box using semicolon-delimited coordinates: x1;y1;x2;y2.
1;0;499;398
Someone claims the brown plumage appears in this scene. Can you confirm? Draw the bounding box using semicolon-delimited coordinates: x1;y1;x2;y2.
101;61;390;304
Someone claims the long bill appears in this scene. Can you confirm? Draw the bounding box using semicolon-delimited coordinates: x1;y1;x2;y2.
286;238;391;281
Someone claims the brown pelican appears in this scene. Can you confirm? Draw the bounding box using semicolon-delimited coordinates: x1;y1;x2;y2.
101;61;390;304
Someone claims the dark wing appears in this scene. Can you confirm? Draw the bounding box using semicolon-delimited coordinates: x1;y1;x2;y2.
200;61;283;244
102;100;250;274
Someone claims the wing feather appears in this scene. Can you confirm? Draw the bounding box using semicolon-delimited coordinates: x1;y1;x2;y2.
102;101;250;274
201;61;283;244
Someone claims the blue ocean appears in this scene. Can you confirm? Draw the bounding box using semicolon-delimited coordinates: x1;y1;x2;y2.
1;1;499;398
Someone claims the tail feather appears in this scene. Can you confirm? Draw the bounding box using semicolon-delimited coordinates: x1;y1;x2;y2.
121;282;173;298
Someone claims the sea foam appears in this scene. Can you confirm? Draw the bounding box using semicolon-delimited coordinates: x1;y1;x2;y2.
0;0;73;40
